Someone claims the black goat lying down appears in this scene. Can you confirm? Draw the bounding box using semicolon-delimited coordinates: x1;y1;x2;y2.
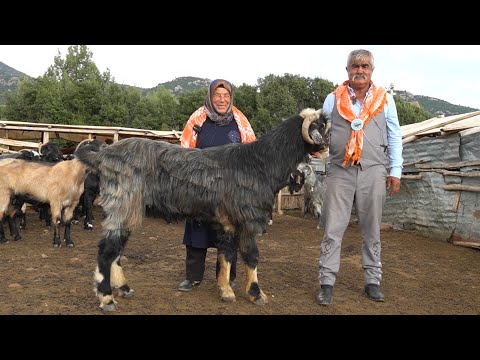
75;108;330;311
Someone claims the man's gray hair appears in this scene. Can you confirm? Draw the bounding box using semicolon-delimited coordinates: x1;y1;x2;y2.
347;49;375;70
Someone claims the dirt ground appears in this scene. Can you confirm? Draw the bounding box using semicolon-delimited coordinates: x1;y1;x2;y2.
0;206;479;315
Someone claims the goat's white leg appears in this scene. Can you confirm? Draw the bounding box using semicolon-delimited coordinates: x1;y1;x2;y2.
239;235;268;305
217;253;235;302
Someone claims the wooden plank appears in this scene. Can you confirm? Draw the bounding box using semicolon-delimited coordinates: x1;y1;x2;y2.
0;138;41;149
0;148;19;154
403;158;431;167
441;116;480;132
402;174;422;180
0;121;182;136
416;160;480;169
433;170;480;177
453;241;480;250
460;126;480;137
443;184;480;192
402;135;418;145
401;111;480;138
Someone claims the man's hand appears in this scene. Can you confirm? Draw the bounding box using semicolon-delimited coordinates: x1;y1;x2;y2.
386;176;401;196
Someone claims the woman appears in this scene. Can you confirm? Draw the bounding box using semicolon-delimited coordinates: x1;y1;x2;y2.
178;79;256;292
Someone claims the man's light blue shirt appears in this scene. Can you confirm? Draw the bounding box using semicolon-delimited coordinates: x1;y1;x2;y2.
322;87;403;179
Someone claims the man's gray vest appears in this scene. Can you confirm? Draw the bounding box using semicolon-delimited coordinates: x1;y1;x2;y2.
329;98;389;170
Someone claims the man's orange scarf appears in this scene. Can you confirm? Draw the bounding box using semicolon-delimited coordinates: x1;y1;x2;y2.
334;80;387;166
180;106;256;148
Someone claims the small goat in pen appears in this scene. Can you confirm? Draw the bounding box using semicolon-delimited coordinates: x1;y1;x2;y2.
75;108;330;311
0;139;106;247
297;162;327;229
0;150;40;243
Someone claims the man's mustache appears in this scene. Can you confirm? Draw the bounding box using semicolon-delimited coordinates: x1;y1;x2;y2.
353;73;367;80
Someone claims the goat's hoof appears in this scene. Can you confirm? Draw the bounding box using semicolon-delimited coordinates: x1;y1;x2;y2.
72;220;79;225
221;295;236;303
253;290;268;305
0;239;9;244
119;289;134;299
253;297;266;305
13;235;22;241
66;242;75;248
100;302;118;312
219;285;236;302
53;243;61;248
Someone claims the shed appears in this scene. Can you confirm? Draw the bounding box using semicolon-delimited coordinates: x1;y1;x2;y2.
382;111;480;248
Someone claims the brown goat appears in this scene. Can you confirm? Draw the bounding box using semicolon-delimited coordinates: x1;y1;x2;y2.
0;139;106;247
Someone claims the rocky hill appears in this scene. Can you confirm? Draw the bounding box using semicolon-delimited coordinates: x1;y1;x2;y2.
394;90;477;117
153;76;211;97
116;76;211;98
1;61;477;116
0;61;32;104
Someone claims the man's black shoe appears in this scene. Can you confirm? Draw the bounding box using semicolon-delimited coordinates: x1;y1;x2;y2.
365;284;385;302
316;285;333;305
178;279;201;292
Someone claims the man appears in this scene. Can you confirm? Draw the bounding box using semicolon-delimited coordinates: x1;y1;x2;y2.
317;49;403;305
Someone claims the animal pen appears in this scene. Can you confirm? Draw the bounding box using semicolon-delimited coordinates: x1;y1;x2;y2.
276;110;480;249
1;112;479;248
0;120;182;153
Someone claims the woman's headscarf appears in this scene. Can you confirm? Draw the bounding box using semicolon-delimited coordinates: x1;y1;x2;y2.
204;79;234;126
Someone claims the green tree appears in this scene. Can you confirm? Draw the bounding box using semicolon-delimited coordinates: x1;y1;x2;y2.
234;83;258;121
394;96;433;125
47;45;108;125
309;77;336;109
177;89;207;128
132;86;178;130
4;75;38;121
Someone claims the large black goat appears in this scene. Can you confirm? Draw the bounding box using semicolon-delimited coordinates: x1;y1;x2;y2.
75;108;330;311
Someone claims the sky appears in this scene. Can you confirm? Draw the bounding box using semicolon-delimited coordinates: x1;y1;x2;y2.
1;45;479;110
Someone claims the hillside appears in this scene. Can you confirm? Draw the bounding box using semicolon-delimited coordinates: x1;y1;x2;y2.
395;90;478;117
1;61;477;116
0;61;32;104
117;76;211;98
153;76;211;97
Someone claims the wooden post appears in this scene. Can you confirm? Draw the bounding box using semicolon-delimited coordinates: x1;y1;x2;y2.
276;189;283;215
453;192;461;212
42;131;50;144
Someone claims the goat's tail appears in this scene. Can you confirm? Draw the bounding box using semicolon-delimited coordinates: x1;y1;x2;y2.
74;139;145;231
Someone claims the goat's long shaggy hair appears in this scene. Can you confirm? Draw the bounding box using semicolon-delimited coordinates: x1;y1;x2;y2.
75;109;329;309
76;109;329;237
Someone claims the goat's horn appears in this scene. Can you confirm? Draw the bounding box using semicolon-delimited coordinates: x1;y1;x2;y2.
301;108;321;144
325;121;331;135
